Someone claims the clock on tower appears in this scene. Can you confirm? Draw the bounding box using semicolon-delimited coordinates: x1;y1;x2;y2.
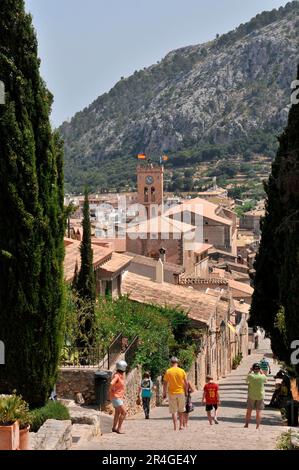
145;175;154;185
137;162;164;217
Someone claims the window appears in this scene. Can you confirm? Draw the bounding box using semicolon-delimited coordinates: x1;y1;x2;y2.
105;280;112;297
144;187;148;203
151;187;156;202
205;239;209;243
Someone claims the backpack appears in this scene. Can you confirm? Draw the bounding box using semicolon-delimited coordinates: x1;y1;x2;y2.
141;378;152;398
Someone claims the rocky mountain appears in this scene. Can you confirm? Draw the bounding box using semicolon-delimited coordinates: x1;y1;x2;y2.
60;1;298;193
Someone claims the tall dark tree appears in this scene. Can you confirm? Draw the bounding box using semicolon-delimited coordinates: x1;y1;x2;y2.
75;189;96;347
250;65;299;371
0;1;65;406
76;190;96;303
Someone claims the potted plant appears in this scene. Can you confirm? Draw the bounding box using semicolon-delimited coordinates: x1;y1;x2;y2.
16;401;31;450
0;393;31;450
0;394;21;450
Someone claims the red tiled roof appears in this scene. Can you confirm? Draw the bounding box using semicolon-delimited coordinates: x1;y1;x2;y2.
228;279;253;296
164;198;233;226
126;215;195;235
64;238;112;282
97;253;133;277
122;272;217;325
193;243;213;255
91;237;127;253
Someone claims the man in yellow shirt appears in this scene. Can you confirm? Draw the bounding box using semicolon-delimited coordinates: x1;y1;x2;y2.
163;357;188;430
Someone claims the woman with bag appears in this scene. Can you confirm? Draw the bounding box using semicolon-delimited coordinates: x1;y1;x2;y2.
138;372;154;419
183;380;195;427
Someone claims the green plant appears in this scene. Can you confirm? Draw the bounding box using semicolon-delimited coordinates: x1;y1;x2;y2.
177;345;196;371
232;353;243;369
232;358;239;369
64;293;198;378
0;393;30;427
250;66;299;372
29;401;70;433
277;430;292;450
0;1;65;407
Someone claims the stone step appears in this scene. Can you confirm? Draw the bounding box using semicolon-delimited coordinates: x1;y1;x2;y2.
71;424;98;448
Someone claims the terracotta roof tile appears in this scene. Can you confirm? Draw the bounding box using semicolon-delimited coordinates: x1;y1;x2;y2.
122;272;218;325
91;237;127;253
164;198;233;226
126;215;195;234
64;238;112;282
193;243;213;254
98;253;133;276
227;279;253;296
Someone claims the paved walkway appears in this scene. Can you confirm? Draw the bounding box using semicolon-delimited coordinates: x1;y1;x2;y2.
75;338;287;450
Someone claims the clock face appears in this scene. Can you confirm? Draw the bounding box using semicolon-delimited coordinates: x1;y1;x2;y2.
146;175;154;185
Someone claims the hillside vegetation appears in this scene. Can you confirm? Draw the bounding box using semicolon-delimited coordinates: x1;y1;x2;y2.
60;1;298;193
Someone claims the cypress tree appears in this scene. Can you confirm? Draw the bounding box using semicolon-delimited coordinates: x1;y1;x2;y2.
250;65;299;371
76;189;96;303
75;189;96;348
72;260;79;291
0;1;65;406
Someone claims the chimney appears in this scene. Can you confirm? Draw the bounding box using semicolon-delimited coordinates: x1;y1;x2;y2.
156;258;164;284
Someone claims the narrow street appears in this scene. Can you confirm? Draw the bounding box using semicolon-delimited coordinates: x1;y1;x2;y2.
75;338;286;450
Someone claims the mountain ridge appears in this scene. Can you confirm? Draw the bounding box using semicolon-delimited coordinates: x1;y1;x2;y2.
60;1;299;193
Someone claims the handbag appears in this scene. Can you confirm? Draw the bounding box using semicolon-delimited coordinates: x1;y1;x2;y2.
136;395;141;406
186;391;194;413
186;401;194;413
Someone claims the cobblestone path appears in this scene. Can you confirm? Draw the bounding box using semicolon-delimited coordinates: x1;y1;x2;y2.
75;338;286;450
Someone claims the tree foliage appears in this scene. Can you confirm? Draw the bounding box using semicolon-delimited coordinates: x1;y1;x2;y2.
250;66;299;372
0;0;65;406
73;189;96;347
64;290;199;378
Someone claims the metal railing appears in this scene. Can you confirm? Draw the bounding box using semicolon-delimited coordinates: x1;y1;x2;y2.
60;333;140;371
107;333;123;370
124;336;139;371
60;347;105;368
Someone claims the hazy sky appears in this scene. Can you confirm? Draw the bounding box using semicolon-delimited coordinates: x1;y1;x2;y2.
25;0;289;127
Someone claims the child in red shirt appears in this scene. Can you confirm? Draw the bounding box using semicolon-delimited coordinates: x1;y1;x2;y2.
202;375;220;424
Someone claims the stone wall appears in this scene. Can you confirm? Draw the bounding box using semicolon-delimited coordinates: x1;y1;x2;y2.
128;261;178;284
124;366;143;416
56;368;100;404
57;366;193;415
154;376;164;406
31;419;72;450
187;352;208;392
126;236;184;265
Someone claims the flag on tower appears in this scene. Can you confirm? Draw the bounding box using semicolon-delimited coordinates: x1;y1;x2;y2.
137;153;146;160
162;155;169;161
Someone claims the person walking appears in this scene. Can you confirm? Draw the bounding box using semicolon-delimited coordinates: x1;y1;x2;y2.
244;362;267;429
109;360;127;434
183;380;195;428
259;356;271;375
163;357;188;431
138;371;154;419
202;375;220;424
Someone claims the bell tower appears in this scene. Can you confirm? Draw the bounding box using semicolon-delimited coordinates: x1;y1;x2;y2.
137;163;164;218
